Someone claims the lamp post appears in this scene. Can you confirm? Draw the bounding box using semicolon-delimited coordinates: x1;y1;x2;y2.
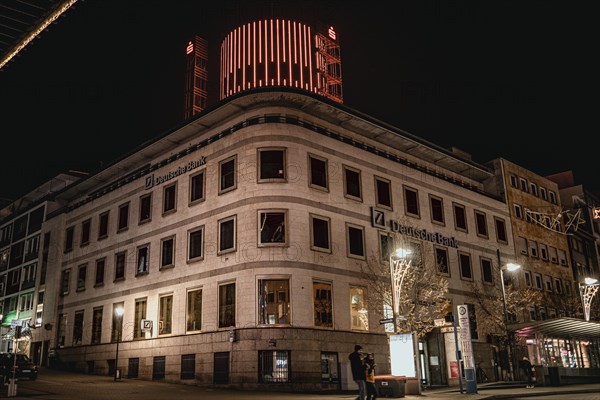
114;306;124;381
579;277;599;322
500;262;521;381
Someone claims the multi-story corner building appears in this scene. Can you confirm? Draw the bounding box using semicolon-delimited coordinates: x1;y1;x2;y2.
0;172;86;361
38;87;517;391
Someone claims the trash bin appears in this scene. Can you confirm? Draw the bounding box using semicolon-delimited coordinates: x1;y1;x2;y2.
375;375;406;398
547;367;560;386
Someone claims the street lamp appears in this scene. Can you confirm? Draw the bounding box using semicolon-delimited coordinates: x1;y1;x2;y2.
389;247;413;333
579;277;599;322
500;262;521;381
114;306;124;381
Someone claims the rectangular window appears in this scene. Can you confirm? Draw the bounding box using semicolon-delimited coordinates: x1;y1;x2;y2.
57;314;67;347
137;244;150;275
404;186;420;217
159;294;173;335
189;170;205;204
540;187;548;201
375;176;392;208
554;278;563;294
524;270;532;287
91;307;103;344
549;246;558;263
218;216;236;254
530;182;538;197
64;226;74;253
98;211;109;240
481;257;493;283
518;236;528;255
544;276;553;292
435;247;450;275
534;273;543;290
474;211;488;237
258;211;286;245
519;178;528;192
258;148;286;181
308;154;328;190
259;350;290;383
494;217;508;243
310;214;331;252
61;269;70;296
219;156;237;193
343;165;362;200
187;288;202;332
346;223;365;259
115;251;126;281
379;233;393;262
81;219;91;246
118;202;129;232
467;303;479;340
95;258;105;286
163;183;177;214
321;352;339;383
111;302;124;342
218;282;236;328
160;236;175;268
514;204;523;219
258;279;290;325
429;195;444;224
139;193;152;223
458;252;473;280
549;191;557;204
134;298;147;339
77;263;87;291
558;249;568;266
539;243;548;260
509;175;518;188
529;240;538;258
313;281;333;328
453;203;468;231
73;310;84;345
181;354;196;380
188;227;204;261
350;286;368;331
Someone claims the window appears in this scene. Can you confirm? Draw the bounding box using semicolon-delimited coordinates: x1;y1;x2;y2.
81;219;91;246
188;227;204;261
529;306;537;321
544;276;553;292
534;273;543;289
458;252;473;280
181;354;196;380
91;307;103;344
509;175;518;188
453;203;468;231
494;217;508;243
18;292;33;311
139;193;152;223
159;294;173;335
219;155;237;193
435;247;450;275
549;246;558;263
375;176;392;208
137;244;150;275
350;286;368;331
514;204;523;219
189;170;205;204
187;288;202;332
481;257;493;284
524;270;532;287
218;216;236;254
518;236;528;255
218;282;236;328
429;195;444;224
73;310;84;345
530;182;538;197
57;314;66;347
27;206;44;234
258;279;290;325
558;249;568;266
343;165;362;200
313;281;333;327
529;240;538;258
64;226;74;253
467;303;479;340
308;154;328;190
519;178;528;192
564;281;572;295
540;187;548;201
258;211;286;245
346;223;365;259
134;298;147;339
163;183;177;214
549;191;557;204
117;202;129;232
160;236;175;268
61;269;70;295
310;214;331;252
379;233;394;262
321;352;339;383
554;278;563;294
539;243;548;260
76;263;87;291
474;211;488;238
404;186;420;217
115;251;126;281
22;263;36;286
95;258;105;286
259;350;290;383
258;148;286;181
98;211;109;239
111;302;124;342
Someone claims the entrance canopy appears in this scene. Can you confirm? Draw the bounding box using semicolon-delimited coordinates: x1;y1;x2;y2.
509;317;600;340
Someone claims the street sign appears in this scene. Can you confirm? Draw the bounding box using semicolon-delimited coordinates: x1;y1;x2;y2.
434;318;446;327
379;318;394;325
10;319;21;328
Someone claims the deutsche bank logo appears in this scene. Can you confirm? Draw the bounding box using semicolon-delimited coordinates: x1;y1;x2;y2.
145;174;154;189
371;207;386;229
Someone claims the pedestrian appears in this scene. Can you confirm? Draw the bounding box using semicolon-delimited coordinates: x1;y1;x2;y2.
520;356;534;388
365;353;377;400
349;344;367;400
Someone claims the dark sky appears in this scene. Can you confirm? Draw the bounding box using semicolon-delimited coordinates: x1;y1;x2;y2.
1;1;598;203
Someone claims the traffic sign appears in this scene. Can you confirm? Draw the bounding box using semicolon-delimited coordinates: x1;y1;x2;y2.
379;318;394;325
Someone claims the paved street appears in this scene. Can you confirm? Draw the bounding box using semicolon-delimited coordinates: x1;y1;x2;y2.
3;367;600;400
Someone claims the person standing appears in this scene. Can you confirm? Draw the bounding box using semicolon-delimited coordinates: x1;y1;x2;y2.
349;344;367;400
365;353;378;400
520;357;534;388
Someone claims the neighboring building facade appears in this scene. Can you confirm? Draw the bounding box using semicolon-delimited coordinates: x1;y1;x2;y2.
37;88;519;390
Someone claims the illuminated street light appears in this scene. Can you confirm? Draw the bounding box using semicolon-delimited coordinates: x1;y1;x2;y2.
389;247;412;332
579;277;599;322
500;262;521;381
114;306;124;381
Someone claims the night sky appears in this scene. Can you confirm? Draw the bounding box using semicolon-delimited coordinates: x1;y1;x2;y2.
1;1;598;204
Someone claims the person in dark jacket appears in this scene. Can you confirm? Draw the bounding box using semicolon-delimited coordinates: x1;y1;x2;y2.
365;353;377;400
520;357;534;388
349;344;366;400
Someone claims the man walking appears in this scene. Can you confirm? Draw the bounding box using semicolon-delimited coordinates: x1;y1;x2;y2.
520;357;534;388
349;344;367;400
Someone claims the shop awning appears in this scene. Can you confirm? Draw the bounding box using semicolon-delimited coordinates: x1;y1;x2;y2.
509;317;600;340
